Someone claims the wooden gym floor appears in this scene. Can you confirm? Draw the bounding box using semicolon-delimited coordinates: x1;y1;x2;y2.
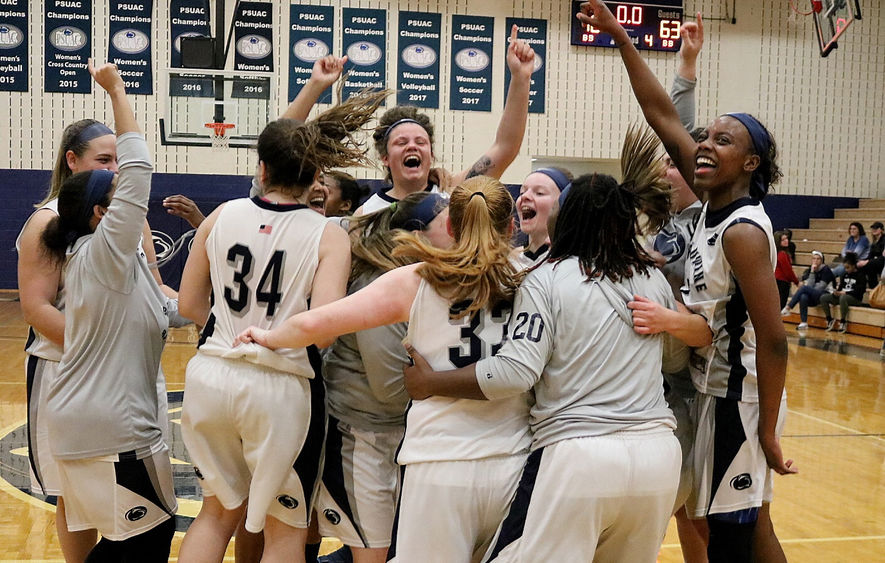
0;295;882;562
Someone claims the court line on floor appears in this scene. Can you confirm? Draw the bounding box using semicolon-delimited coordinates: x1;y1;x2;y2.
661;534;885;549
787;409;885;444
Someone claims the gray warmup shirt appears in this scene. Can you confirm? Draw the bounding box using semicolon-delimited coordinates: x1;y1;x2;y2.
476;258;677;450
48;133;173;460
323;272;410;431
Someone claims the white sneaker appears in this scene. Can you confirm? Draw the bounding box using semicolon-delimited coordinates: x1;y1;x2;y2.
797;322;808;330
781;306;791;316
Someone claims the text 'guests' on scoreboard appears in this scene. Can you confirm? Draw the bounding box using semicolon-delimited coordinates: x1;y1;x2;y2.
570;0;684;52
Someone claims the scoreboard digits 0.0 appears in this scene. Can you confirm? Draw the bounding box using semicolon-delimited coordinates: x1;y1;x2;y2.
570;1;684;52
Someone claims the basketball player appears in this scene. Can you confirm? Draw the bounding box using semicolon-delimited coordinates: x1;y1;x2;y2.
401;127;687;562
39;60;180;561
236;177;531;563
16;87;179;563
578;2;796;561
315;192;452;563
175;89;387;562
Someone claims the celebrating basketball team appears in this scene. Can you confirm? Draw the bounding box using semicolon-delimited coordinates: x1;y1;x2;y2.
17;2;797;562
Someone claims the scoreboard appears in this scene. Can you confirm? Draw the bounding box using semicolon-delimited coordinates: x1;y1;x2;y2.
570;1;684;52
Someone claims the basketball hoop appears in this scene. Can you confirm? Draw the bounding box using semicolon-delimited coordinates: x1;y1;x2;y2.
205;122;235;150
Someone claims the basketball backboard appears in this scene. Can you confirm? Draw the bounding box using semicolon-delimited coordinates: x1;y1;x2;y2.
812;0;862;57
158;68;275;148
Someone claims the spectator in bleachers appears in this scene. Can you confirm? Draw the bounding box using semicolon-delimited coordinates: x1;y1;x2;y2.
782;250;835;330
783;228;797;262
819;252;867;333
832;222;869;277
774;231;799;309
858;221;883;289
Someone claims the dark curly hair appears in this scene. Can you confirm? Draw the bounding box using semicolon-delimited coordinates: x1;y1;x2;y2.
372;106;435;182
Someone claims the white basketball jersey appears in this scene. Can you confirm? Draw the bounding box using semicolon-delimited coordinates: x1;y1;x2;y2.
198;197;328;377
360;184;440;215
398;278;532;465
682;198;776;402
16;200;65;362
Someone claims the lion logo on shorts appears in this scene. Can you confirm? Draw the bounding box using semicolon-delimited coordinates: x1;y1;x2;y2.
277;495;299;510
730;473;753;490
125;506;148;521
323;508;341;525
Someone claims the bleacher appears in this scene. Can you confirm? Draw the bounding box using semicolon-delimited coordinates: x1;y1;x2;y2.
783;199;885;338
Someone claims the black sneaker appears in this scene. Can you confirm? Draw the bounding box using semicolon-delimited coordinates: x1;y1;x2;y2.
318;547;354;563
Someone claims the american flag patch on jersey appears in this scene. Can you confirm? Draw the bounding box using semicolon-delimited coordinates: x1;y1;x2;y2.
259;224;272;234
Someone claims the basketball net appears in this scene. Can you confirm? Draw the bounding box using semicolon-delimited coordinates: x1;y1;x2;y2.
205;122;235;151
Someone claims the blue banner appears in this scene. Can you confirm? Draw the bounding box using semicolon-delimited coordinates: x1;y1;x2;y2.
449;15;493;112
44;0;91;94
170;0;209;68
396;11;440;109
342;8;386;100
0;0;27;92
288;5;334;104
108;1;153;95
504;18;546;114
233;1;273;72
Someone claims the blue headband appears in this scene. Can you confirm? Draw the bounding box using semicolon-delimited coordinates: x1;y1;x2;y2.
75;122;114;145
383;118;424;141
401;193;448;231
532;168;571;194
724;112;772;197
80;169;115;225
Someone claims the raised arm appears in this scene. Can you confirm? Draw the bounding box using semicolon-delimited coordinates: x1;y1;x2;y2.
670;13;703;130
453;25;535;184
236;263;421;350
578;1;696;187
281;55;347;121
722;223;795;475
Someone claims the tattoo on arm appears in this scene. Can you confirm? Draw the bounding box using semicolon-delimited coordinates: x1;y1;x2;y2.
465;156;492;179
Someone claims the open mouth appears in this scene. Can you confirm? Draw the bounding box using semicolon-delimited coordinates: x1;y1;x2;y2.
520;206;537;221
309;195;326;210
403;155;422;168
695;155;716;173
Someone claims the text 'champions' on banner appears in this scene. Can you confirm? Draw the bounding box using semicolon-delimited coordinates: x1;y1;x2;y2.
341;8;386;101
288;5;334;104
396;11;441;109
233;1;273;72
45;0;91;94
504;17;546;114
450;15;494;112
170;0;209;68
0;0;27;92
108;1;153;95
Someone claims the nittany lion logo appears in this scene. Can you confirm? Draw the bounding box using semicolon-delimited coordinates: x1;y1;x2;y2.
49;26;87;51
125;506;148;521
730;473;753;490
346;42;382;66
323;508;341;525
293;38;329;62
277;495;299;510
532;54;544;73
236;35;271;59
112;29;149;55
401;44;436;69
655;228;687;264
0;25;24;49
454;48;490;72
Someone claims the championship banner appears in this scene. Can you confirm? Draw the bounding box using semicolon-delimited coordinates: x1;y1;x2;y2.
233;1;273;72
395;11;440;109
449;15;493;112
170;0;209;68
504;17;546;114
45;0;91;93
341;8;386;100
288;4;334;103
108;1;153;95
0;0;27;92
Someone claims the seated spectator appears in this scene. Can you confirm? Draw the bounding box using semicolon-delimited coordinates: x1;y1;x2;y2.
783;251;835;329
774;230;799;308
322;171;367;217
859;221;884;289
819;252;867;333
832;222;869;277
